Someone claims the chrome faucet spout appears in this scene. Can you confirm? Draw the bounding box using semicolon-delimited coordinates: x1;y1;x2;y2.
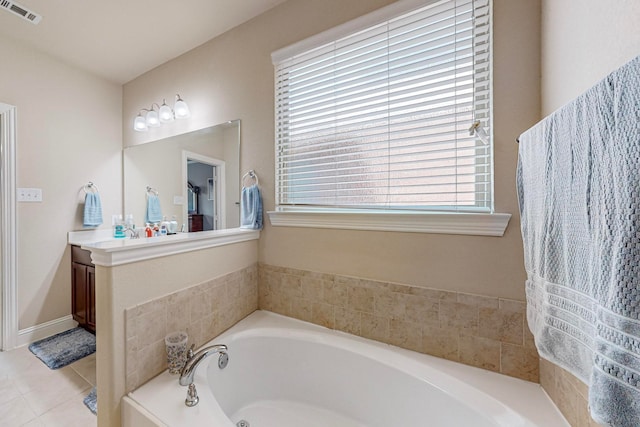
123;226;139;239
179;344;228;386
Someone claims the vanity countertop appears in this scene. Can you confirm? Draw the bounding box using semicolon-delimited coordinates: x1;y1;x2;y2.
68;229;115;246
67;228;260;267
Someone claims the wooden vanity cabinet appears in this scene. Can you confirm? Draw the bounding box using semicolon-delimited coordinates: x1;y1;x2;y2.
71;245;96;333
189;214;204;232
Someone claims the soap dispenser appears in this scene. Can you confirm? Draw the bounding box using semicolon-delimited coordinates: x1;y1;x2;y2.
169;216;178;234
113;214;125;239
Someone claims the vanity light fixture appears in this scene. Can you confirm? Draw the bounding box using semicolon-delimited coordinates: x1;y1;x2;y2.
158;99;174;123
173;94;191;119
146;104;161;128
133;94;190;132
133;112;148;132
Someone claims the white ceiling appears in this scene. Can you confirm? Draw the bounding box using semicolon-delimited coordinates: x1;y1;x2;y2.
0;0;288;84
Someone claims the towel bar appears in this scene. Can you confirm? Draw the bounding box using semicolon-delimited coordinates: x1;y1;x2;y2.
83;182;99;194
146;186;159;196
242;170;259;188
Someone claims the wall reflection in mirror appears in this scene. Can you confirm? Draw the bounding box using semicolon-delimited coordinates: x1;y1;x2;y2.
124;120;240;232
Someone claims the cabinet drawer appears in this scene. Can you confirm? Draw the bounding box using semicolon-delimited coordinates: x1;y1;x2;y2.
71;245;93;265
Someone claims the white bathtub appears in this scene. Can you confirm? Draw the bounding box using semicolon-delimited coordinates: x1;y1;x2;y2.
123;310;568;427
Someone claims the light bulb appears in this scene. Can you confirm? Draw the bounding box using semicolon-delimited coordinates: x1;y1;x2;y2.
159;100;174;123
145;109;160;127
133;114;148;132
174;95;190;119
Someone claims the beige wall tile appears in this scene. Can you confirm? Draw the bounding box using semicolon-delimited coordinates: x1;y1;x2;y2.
335;308;361;336
323;280;347;308
258;264;540;384
404;294;439;326
125;337;139;376
312;302;335;329
539;358;608;427
300;277;325;301
409;287;457;302
440;301;478;333
361;313;389;342
555;369;578;426
539;358;558;401
459;334;500;372
457;293;499;309
347;285;375;313
478;307;524;345
290;297;313;323
136;304;167;348
500;342;539;382
373;290;405;320
389;319;422;353
422;325;459;361
125;264;258;391
138;340;166;385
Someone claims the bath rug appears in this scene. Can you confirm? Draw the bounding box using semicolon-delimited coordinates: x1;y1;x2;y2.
28;327;96;370
83;387;97;415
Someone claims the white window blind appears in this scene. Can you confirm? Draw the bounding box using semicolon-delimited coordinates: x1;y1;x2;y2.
273;0;492;213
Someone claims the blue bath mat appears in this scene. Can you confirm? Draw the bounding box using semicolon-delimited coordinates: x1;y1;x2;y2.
28;327;96;370
83;387;97;415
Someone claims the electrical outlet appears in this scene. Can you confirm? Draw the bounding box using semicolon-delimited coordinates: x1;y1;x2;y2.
17;188;43;202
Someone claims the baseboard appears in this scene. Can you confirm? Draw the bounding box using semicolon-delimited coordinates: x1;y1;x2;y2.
17;315;78;348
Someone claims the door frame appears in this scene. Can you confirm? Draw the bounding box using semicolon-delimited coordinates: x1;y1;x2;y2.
182;150;226;231
0;103;18;351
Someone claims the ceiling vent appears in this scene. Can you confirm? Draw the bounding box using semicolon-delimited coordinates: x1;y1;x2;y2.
0;0;42;25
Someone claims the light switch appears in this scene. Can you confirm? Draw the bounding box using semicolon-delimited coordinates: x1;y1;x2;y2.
17;188;43;202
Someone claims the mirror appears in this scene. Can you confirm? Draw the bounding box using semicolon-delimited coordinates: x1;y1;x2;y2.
124;120;240;232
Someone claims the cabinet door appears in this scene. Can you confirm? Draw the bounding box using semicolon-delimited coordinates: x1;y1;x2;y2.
86;266;96;332
72;262;88;325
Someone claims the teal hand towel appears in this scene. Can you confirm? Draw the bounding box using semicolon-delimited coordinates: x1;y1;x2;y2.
240;184;262;230
83;192;103;227
146;194;162;223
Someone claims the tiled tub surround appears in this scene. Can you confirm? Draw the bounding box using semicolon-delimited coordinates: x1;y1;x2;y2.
540;359;606;427
124;264;258;391
258;263;539;382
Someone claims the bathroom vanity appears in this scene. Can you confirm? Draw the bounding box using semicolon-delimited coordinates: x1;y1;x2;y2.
71;245;96;333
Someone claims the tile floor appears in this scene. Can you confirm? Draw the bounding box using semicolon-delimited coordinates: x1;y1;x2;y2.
0;345;96;427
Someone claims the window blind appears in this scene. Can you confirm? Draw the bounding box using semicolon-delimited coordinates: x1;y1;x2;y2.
274;0;492;212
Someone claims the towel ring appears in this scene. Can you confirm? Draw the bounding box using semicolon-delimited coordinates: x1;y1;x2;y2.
242;170;259;188
83;182;99;194
146;186;159;196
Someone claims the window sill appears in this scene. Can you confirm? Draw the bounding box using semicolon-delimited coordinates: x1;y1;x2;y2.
267;209;511;237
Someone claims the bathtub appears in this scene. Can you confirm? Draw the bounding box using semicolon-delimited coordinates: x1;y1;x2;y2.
123;310;568;427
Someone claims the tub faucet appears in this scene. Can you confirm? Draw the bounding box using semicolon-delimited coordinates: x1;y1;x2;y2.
179;344;228;387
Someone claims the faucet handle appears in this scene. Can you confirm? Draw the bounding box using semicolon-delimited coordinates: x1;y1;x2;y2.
185;383;199;407
186;343;195;360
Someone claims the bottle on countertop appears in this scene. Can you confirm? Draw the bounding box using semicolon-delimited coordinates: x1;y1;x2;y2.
160;216;169;233
125;213;135;230
113;214;125;239
153;223;160;236
168;215;178;234
144;223;153;238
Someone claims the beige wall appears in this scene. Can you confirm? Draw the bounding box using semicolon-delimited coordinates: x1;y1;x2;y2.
541;0;640;115
124;0;541;303
538;1;640;425
0;38;122;331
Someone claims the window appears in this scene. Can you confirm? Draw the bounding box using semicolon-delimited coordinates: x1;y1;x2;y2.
271;0;507;235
